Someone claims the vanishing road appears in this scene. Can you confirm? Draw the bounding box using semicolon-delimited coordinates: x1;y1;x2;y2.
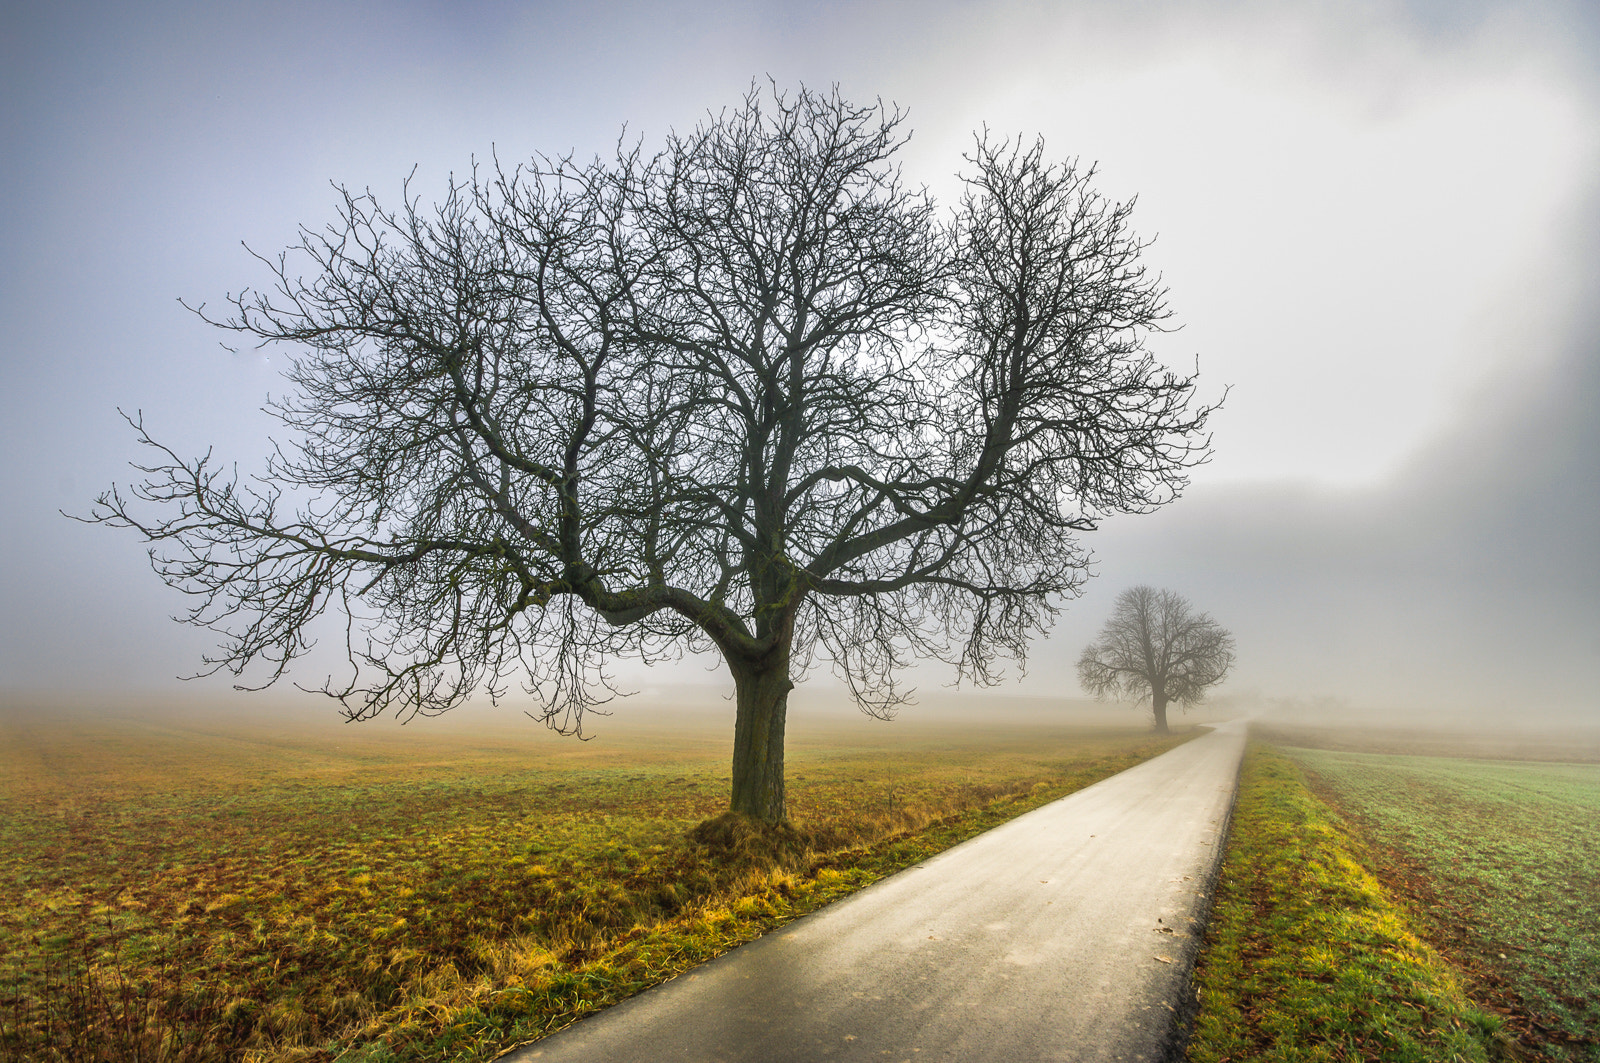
506;720;1249;1063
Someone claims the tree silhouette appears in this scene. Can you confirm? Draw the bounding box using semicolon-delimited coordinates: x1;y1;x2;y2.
1077;586;1235;733
90;85;1216;823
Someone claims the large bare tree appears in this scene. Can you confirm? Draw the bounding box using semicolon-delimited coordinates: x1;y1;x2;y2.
90;85;1216;823
1077;586;1235;733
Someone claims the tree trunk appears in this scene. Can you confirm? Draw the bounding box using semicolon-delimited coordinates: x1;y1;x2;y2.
728;651;793;824
1151;691;1170;735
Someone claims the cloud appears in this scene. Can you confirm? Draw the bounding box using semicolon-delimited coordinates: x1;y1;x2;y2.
905;1;1599;487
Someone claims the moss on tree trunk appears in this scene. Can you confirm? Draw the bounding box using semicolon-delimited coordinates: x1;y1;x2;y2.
728;653;792;824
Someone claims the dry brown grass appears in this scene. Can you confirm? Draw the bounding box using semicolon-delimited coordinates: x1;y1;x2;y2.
1;695;1192;1062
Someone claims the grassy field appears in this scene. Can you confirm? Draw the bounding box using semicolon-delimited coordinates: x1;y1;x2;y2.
1187;744;1503;1063
1190;734;1600;1063
0;696;1189;1063
1286;745;1600;1062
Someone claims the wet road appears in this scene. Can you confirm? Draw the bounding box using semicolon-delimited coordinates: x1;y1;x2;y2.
504;720;1248;1063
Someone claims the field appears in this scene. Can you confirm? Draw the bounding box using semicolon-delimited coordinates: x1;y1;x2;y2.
1187;745;1502;1063
0;694;1190;1062
1190;732;1600;1063
1287;745;1600;1061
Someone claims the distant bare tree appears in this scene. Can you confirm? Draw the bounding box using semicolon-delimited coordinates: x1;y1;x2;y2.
1077;586;1235;733
88;84;1216;824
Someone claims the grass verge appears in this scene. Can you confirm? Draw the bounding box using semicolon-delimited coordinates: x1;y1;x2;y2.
1187;744;1505;1063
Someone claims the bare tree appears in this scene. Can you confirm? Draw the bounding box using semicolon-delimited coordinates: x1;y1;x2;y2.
1077;586;1235;733
88;84;1216;824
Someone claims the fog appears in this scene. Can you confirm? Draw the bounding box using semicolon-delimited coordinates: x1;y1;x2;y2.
1025;310;1600;724
2;0;1596;735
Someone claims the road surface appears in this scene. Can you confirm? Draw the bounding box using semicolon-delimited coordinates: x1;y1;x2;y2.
504;720;1248;1063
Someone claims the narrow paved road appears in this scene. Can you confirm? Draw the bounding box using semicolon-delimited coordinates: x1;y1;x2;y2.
505;720;1248;1063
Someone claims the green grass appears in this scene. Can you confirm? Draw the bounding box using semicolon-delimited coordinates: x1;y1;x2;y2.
1287;747;1600;1062
0;703;1190;1062
1188;745;1504;1063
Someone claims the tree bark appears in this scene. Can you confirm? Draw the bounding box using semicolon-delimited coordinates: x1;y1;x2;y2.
728;650;793;824
1151;690;1170;735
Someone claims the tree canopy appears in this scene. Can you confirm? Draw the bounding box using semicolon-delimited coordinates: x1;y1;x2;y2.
91;84;1217;822
1077;585;1236;733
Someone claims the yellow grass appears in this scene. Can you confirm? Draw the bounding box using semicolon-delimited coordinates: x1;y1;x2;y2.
1;692;1191;1062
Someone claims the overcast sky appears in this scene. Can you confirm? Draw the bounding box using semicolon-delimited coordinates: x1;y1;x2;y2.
2;0;1596;725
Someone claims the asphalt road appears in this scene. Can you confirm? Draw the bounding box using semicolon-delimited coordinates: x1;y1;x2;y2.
505;720;1248;1063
